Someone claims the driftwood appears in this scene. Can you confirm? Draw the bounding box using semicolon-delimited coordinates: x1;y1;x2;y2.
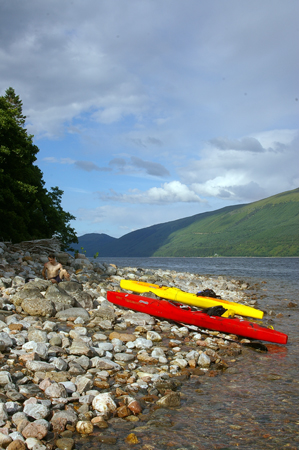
4;238;61;255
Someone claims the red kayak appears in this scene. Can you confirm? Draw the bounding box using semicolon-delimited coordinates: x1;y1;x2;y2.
107;291;288;345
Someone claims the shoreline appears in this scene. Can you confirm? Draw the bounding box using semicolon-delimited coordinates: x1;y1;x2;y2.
0;240;285;449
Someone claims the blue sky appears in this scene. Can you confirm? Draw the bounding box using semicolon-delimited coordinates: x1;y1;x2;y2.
1;0;298;238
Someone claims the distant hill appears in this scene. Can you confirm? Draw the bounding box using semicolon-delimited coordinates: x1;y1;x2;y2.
74;188;299;257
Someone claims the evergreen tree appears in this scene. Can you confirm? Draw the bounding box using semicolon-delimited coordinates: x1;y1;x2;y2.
0;88;78;249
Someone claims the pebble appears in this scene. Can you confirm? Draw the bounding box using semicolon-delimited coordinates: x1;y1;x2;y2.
0;238;270;449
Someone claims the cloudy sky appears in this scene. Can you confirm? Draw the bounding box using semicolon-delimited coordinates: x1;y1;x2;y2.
1;0;298;238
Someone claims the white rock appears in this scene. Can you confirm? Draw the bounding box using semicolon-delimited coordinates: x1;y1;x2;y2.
146;331;162;341
5;401;21;414
126;341;135;349
111;338;123;346
23;403;49;420
173;358;188;369
45;383;68;398
151;348;166;358
9;431;25;441
69;327;88;339
192;333;202;340
26;361;55;372
0;332;13;348
0;403;8;421
92;393;117;417
26;437;45;450
59;381;76;394
197;352;211;368
0;371;12;386
22;341;49;359
134;337;153;349
43;321;57;332
96;342;114;352
185;350;199;361
52;357;68;371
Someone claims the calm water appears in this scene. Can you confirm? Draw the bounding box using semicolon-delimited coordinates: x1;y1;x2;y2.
93;257;299;449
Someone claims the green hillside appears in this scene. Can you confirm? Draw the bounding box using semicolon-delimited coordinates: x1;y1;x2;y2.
77;188;299;257
154;189;299;256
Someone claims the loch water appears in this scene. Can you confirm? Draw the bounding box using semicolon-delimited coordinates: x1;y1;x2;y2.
94;257;299;450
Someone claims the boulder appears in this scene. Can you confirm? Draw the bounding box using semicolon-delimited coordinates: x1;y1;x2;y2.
21;299;55;317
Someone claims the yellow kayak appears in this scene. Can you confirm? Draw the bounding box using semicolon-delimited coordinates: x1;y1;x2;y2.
120;280;264;319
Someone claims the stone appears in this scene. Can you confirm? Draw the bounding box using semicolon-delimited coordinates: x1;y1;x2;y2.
92;303;116;321
74;376;92;394
26;361;55;372
75;355;90;370
51;416;68;433
92;393;117;417
55;437;74;450
7;439;26;450
51;410;78;427
109;332;136;342
21;422;48;440
22;342;49;359
197;353;211;368
69;339;93;357
0;403;8;421
92;357;121;371
156;391;181;407
0;332;13;348
56;308;90;321
59;381;76;394
173;358;188;369
23;404;49;420
114;353;135;362
0;371;12;386
75;421;93;434
25;437;45;450
52;357;68;371
124;312;155;326
147;330;162;341
69;327;87;339
44;285;75;310
0;432;12;448
45;383;68;398
27;328;48;343
134;337;153;349
12;412;27;427
21;299;55;317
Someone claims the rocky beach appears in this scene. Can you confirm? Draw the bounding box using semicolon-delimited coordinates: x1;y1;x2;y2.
0;239;282;450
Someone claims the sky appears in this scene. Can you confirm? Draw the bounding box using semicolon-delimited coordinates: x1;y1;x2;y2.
1;0;298;238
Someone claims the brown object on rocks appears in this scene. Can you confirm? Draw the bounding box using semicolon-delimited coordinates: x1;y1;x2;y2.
109;331;136;342
287;302;297;308
55;437;75;450
116;405;131;418
21;421;48;440
6;440;26;450
125;433;139;444
51;416;68;433
156;391;181;408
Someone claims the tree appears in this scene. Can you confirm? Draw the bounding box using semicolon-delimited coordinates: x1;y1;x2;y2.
0;87;78;250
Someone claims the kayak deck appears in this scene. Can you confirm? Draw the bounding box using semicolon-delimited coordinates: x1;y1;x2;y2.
120;279;264;319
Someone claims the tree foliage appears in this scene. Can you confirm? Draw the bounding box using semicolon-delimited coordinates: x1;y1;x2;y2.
0;88;78;250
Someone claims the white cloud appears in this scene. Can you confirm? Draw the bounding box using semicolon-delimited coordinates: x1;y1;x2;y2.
183;130;299;203
99;181;205;204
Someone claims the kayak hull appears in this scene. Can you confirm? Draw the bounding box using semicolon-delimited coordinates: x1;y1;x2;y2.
107;291;288;345
120;279;264;319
